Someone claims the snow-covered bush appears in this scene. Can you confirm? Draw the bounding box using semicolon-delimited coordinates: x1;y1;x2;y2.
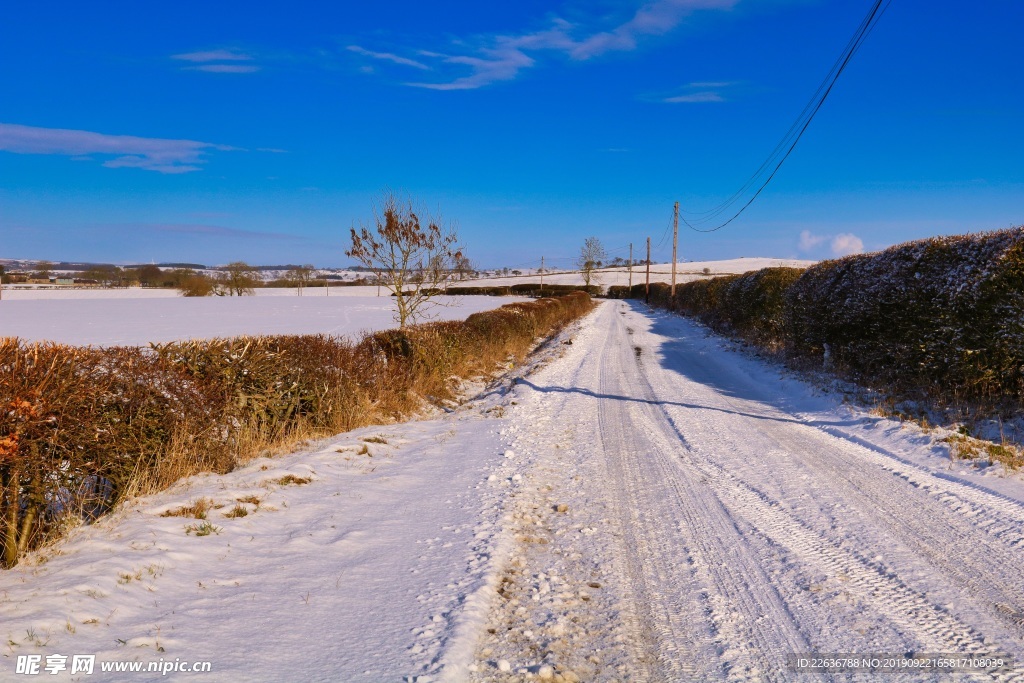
786;228;1024;405
674;268;804;349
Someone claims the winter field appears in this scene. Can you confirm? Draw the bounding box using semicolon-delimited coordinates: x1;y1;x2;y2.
2;299;1022;681
0;258;810;346
0;292;528;346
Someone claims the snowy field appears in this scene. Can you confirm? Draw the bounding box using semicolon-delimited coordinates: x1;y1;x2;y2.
2;301;1022;681
465;257;816;288
0;257;812;345
0;294;527;346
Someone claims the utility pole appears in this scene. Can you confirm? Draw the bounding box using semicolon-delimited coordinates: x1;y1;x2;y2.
540;256;544;293
645;237;651;304
628;243;633;290
671;201;679;297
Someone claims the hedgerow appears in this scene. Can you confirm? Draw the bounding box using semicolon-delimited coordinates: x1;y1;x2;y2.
786;229;1024;404
0;293;593;567
617;227;1024;413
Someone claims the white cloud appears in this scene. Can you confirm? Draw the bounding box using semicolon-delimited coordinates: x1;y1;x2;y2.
664;91;724;103
406;46;535;90
0;123;235;174
662;80;737;103
187;64;261;74
346;45;430;70
171;48;261;74
797;230;865;257
352;0;738;90
172;49;254;62
798;229;828;252
831;233;864;256
570;0;737;60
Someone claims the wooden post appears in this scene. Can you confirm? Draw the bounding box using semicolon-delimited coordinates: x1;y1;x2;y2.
671;201;679;297
645;237;651;304
540;256;544;293
628;243;633;290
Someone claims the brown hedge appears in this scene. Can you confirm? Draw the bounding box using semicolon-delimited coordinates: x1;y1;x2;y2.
0;293;593;567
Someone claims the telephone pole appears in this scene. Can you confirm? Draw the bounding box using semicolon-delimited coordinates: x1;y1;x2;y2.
671;201;679;297
627;243;633;290
540;256;544;293
645;237;651;304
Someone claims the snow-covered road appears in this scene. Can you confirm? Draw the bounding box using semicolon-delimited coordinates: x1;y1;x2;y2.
3;300;1023;682
474;301;1024;681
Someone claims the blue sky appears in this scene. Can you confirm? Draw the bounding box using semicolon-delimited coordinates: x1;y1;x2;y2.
1;0;1021;268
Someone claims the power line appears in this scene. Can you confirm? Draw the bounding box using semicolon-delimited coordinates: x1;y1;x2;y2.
681;0;892;233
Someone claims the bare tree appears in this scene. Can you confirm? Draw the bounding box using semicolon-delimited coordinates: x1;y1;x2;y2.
220;262;259;296
33;261;54;281
285;265;316;296
347;192;463;328
577;237;607;288
454;254;474;281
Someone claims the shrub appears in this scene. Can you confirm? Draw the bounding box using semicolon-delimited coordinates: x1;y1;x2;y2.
786;228;1024;404
619;227;1024;413
0;292;594;567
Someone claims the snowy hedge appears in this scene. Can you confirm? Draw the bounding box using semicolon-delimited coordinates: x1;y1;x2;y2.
786;228;1024;403
616;228;1024;408
0;293;593;567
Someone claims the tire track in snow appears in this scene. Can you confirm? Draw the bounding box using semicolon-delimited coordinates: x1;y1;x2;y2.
622;302;1022;680
468;301;1024;681
642;309;1024;644
596;303;810;681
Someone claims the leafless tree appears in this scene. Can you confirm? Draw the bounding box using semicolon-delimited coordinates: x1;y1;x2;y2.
286;265;316;296
577;237;607;288
454;254;474;281
220;262;259;296
347;191;463;328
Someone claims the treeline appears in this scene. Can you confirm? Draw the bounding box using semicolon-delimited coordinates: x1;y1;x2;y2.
610;228;1024;413
0;293;593;567
417;284;600;297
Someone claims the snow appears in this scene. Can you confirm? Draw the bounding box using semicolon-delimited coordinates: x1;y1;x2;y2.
3;300;1023;681
465;257;816;289
0;285;384;300
0;294;528;346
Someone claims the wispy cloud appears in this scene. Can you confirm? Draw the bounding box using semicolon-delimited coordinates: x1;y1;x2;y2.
346;45;430;70
186;64;261;74
171;48;261;74
664;91;725;103
350;0;738;90
0;123;236;173
662;80;737;103
798;229;865;257
171;49;254;63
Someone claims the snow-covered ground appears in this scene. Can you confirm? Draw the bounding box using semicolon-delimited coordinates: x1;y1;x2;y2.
0;294;526;346
465;257;816;289
2;301;1022;681
0;286;383;300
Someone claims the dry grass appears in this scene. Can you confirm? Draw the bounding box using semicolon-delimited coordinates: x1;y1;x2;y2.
269;474;313;486
941;433;1023;469
159;498;214;520
223;504;249;519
